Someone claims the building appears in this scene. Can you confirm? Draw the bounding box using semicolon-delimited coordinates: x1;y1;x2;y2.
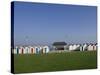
13;49;17;54
93;44;97;50
43;46;50;53
13;42;97;54
24;47;29;54
69;44;80;51
69;44;73;51
15;46;19;54
83;44;88;51
72;44;77;50
30;46;35;54
52;42;67;50
20;46;24;54
35;47;40;54
88;44;94;51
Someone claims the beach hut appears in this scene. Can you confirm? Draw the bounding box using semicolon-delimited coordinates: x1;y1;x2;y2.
43;46;50;53
24;47;29;54
15;46;19;54
33;47;36;54
80;45;83;51
72;44;77;50
76;44;80;49
35;47;40;54
69;44;73;51
23;47;27;54
30;46;35;54
18;47;22;54
74;44;80;51
88;44;93;51
13;48;17;54
28;46;32;54
20;46;24;54
27;47;30;54
83;44;88;51
87;44;91;51
39;46;43;54
93;44;97;50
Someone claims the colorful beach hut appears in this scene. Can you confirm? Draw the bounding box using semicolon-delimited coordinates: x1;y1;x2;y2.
35;47;40;54
30;47;35;54
20;46;24;54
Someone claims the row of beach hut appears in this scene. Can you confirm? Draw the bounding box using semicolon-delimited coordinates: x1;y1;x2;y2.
13;46;50;54
68;44;97;51
12;44;97;54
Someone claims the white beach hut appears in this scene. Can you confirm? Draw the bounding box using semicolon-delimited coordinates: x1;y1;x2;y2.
13;48;17;54
69;44;73;51
28;46;32;54
24;47;29;54
27;47;30;54
76;44;80;48
80;45;83;51
18;47;22;54
83;44;88;51
72;44;77;50
93;44;97;50
91;44;94;50
88;44;93;51
43;46;50;53
39;46;43;54
75;44;80;51
23;47;27;54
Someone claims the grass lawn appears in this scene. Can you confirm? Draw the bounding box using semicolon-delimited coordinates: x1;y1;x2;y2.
14;51;97;73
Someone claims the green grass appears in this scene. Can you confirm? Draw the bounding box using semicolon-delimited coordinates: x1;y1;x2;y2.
14;51;97;73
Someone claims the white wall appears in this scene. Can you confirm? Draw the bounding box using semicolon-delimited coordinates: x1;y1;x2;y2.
13;49;17;54
24;47;29;54
93;45;97;50
69;45;73;51
83;44;87;51
88;45;94;51
18;48;22;54
73;45;77;50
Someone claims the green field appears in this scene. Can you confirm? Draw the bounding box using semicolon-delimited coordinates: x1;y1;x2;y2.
14;51;97;73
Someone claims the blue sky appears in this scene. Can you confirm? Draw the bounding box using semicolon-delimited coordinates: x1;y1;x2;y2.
13;1;97;46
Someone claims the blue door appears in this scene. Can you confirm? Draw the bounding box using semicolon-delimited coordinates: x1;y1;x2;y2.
36;48;39;54
16;48;19;54
45;48;47;53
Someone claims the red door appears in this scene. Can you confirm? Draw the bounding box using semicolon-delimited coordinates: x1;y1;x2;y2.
31;48;33;54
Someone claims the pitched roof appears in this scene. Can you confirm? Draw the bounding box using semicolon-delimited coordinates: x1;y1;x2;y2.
52;42;67;46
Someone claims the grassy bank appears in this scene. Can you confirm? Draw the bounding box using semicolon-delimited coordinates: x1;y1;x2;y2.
14;51;97;73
